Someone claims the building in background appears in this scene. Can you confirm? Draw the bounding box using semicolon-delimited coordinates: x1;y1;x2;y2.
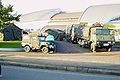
106;15;120;42
15;8;83;32
15;4;120;39
15;8;61;31
80;4;120;25
49;12;82;25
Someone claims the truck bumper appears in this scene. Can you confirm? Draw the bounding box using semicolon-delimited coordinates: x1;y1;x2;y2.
96;42;113;48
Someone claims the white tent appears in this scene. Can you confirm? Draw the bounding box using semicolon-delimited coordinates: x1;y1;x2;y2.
80;4;120;24
15;20;49;31
15;8;61;31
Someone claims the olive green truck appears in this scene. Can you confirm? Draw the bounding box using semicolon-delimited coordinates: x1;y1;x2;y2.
66;24;115;52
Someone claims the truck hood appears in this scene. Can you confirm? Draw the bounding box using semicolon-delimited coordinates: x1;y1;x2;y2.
96;35;115;41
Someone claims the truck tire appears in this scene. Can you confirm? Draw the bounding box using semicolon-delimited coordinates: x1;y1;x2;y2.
79;40;85;48
41;47;49;54
106;47;112;52
49;50;54;54
32;49;37;52
78;40;82;47
72;40;77;44
24;45;31;52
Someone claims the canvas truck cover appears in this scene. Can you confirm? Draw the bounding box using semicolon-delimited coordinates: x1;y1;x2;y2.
45;34;55;41
45;29;65;41
79;26;91;40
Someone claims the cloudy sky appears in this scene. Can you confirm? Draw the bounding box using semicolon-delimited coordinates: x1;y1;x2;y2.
2;0;120;14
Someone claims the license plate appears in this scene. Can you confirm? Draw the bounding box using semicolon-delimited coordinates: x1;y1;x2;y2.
103;44;109;46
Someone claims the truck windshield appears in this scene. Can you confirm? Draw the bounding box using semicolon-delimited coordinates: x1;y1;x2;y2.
96;29;111;35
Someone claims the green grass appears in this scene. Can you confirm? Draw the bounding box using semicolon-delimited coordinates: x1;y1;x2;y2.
115;42;120;46
0;41;22;48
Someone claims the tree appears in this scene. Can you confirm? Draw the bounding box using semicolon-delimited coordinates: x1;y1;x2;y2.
0;1;21;29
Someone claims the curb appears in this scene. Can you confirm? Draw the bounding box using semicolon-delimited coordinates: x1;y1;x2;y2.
0;61;120;76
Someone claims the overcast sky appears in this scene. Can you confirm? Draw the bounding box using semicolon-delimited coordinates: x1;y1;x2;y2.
2;0;120;15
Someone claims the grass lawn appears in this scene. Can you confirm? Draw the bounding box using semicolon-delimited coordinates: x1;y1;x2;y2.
115;42;120;46
0;41;22;48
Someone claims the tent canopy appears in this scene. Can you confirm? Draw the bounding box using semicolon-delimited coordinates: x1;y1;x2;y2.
20;8;61;23
80;4;120;24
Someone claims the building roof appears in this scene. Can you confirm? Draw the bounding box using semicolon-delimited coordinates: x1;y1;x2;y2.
80;4;120;24
51;12;82;20
49;12;82;25
40;25;66;33
20;8;61;23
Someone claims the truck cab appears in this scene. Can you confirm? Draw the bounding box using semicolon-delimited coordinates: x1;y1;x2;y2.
90;27;115;52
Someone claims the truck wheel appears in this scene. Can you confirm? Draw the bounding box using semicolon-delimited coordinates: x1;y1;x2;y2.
78;40;82;47
106;47;112;52
49;51;54;54
81;42;86;48
78;40;84;47
32;49;37;52
72;40;77;44
41;47;49;54
24;45;31;52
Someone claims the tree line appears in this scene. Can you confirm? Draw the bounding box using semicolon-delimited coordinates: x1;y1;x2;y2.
0;1;21;29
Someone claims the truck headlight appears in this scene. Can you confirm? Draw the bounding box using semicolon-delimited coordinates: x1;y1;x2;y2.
108;42;111;44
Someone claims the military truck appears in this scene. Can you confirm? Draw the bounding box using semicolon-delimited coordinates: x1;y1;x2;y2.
65;24;81;43
66;23;115;52
22;32;56;53
77;23;115;52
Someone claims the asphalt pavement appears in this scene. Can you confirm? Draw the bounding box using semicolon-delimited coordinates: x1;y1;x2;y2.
1;66;120;80
0;52;120;76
